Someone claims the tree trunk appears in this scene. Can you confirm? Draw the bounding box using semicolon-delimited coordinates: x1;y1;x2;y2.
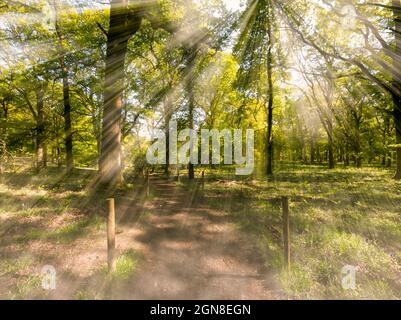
354;137;362;168
387;152;392;167
355;154;362;168
310;138;315;165
35;86;47;170
165;114;171;176
338;147;343;164
317;144;322;164
99;38;127;186
99;0;142;187
57;146;62;168
327;121;335;169
395;112;401;178
55;3;74;174
393;1;401;179
188;94;195;179
186;51;196;180
91;108;102;161
382;116;390;166
62;69;74;173
0;100;8;174
266;6;274;176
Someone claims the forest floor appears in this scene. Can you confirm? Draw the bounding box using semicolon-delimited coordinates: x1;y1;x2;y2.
0;163;401;299
0;167;281;299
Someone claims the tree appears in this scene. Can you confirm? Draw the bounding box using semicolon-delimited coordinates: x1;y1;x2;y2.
54;1;74;174
299;54;336;169
99;0;143;186
99;0;177;186
279;0;401;178
235;0;280;176
391;1;401;178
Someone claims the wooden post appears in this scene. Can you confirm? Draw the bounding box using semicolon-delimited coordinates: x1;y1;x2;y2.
282;196;290;270
177;167;180;182
107;198;116;273
201;170;205;191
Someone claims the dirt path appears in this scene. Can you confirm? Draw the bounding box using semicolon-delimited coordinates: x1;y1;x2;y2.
110;177;282;299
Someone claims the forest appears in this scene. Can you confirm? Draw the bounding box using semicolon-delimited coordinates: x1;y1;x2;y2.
0;0;401;300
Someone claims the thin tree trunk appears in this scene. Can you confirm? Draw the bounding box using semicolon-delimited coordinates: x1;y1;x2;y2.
310;140;315;165
266;5;274;176
62;67;74;173
328;138;334;169
0;100;8;174
180;45;198;179
327;119;335;169
57;146;62;167
382;116;389;166
186;50;196;180
395;110;401;178
165;114;171;176
62;71;73;172
354;131;362;168
316;144;321;164
188;94;195;179
91;107;102;160
55;2;74;174
355;145;362;168
35;86;47;170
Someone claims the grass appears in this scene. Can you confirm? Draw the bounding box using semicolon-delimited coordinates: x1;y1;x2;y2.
8;275;42;300
201;165;401;299
106;249;138;281
0;255;42;299
16;216;104;244
75;288;97;300
72;250;139;300
0;255;35;276
1;164;400;299
0;167;107;298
